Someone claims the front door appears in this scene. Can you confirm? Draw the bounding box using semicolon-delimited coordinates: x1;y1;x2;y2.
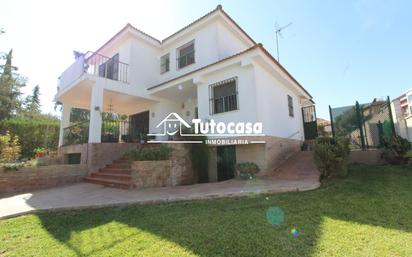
217;145;236;181
129;111;149;142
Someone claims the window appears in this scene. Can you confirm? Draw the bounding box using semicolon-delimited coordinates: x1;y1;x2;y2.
177;41;195;69
210;78;238;114
160;53;170;74
288;95;294;117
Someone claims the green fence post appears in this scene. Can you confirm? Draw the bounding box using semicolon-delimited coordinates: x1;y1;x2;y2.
329;105;335;138
355;101;366;150
387;96;396;137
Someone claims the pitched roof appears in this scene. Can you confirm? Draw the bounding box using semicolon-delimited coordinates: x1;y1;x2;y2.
94;5;255;53
161;5;255;45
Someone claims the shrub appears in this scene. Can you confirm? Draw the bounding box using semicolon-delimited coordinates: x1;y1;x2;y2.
313;136;350;180
34;147;50;158
0;131;21;163
381;135;411;164
0;162;26;171
235;162;260;179
124;144;171;161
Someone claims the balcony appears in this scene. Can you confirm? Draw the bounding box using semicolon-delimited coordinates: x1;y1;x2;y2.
58;51;129;94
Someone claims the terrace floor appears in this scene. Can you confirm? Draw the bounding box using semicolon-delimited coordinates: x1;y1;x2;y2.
0;152;320;219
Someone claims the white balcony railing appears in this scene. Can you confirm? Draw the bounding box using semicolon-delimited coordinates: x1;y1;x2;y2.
58;51;129;93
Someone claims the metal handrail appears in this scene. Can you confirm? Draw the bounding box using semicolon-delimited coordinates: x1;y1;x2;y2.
83;51;129;83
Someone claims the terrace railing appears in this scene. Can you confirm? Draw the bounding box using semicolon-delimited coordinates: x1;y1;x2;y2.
83;51;129;84
58;51;129;93
62;121;89;146
62;119;143;146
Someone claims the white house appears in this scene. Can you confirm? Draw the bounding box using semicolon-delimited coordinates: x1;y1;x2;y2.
391;89;412;142
56;5;315;184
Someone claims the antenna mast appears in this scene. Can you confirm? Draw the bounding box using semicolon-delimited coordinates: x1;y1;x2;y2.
275;22;292;63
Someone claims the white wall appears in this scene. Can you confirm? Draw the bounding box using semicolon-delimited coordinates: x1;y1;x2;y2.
158;18;251;86
197;64;258;125
217;21;249;60
254;64;305;140
158;21;219;83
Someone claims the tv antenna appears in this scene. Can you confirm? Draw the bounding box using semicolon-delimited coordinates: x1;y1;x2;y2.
275;22;293;63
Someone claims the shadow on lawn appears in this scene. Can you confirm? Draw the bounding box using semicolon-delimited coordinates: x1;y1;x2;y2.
35;164;412;257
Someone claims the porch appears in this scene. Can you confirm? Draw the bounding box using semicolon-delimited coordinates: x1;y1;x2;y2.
61;113;150;146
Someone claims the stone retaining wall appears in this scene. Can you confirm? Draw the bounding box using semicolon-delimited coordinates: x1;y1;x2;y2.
349;149;385;165
130;144;193;188
0;164;88;195
58;143;140;173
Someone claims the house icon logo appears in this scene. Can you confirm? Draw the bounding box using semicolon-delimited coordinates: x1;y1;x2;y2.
148;113;191;137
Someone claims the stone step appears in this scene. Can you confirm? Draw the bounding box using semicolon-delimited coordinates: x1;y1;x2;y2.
90;172;132;181
84;177;134;189
106;163;131;169
113;159;132;164
99;167;131;175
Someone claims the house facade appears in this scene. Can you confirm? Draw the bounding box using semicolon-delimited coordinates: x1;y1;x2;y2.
56;5;315;183
391;88;412;142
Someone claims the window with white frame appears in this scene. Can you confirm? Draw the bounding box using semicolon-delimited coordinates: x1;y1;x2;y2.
210;78;238;114
287;95;294;117
177;41;195;69
160;53;170;74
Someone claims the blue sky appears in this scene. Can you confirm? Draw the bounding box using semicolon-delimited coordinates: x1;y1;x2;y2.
0;0;411;119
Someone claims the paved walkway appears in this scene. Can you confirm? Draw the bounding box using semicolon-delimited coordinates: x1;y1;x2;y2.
0;152;319;219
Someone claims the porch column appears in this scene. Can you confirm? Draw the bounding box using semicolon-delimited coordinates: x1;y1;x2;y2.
58;103;72;147
88;85;103;143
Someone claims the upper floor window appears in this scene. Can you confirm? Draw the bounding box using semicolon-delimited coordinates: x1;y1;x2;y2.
177;41;195;69
160;53;170;74
210;77;238;114
287;95;294;117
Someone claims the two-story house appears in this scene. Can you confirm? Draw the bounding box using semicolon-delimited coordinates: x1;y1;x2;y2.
56;5;315;185
391;88;412;142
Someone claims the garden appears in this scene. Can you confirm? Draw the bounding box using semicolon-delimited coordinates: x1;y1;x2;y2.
0;164;411;257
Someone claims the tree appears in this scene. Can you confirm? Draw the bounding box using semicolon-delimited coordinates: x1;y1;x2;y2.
0;49;26;119
24;85;41;114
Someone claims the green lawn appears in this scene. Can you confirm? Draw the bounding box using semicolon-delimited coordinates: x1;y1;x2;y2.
1;165;412;257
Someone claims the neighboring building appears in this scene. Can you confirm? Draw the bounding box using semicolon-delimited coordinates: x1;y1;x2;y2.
56;5;314;184
391;89;412;142
316;118;332;137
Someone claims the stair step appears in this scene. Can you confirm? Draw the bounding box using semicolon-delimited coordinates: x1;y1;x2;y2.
91;173;132;181
113;159;131;164
84;177;134;189
99;167;131;175
106;163;131;169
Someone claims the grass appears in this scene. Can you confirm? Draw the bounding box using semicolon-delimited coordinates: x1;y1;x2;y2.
406;150;412;158
1;164;412;257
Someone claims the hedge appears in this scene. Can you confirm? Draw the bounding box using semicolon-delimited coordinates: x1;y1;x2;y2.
0;119;59;158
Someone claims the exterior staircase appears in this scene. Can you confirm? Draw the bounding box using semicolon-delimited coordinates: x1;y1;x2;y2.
84;159;134;189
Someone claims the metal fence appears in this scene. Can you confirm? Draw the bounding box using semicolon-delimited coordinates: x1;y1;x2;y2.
329;96;396;149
